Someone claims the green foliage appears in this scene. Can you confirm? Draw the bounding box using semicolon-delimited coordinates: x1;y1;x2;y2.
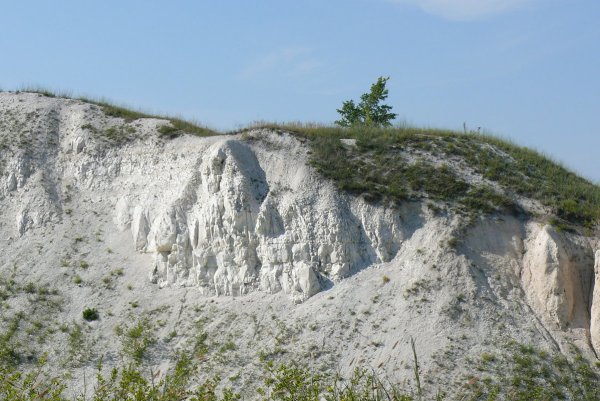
82;308;99;321
0;356;66;401
0;353;236;401
13;87;598;227
258;361;322;401
99;104;152;122
68;324;84;353
461;342;600;400
0;314;22;367
302;126;512;214
158;118;215;138
1;341;600;401
103;124;136;143
84;100;217;138
12;88;218;140
0;274;65;368
115;317;156;365
253;123;600;228
336;77;397;127
258;361;415;401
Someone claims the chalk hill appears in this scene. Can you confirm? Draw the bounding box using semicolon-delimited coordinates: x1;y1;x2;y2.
1;91;599;399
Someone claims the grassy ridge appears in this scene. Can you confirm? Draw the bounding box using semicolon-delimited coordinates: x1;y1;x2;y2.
255;123;600;229
4;89;598;228
5;87;217;138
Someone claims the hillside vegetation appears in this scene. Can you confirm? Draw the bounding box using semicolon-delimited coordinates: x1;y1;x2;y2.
6;88;217;139
1;91;600;400
4;90;598;230
2;341;600;401
253;123;600;231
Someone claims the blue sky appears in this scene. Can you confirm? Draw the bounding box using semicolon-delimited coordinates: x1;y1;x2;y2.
1;0;598;182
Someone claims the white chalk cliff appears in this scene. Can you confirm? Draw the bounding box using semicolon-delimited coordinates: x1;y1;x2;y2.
0;92;599;394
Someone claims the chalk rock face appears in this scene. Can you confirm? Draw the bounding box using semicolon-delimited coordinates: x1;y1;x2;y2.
522;224;594;329
113;197;131;231
126;137;407;302
73;136;86;154
591;250;600;354
132;206;150;251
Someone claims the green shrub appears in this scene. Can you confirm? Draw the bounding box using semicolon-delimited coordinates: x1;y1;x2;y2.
1;340;600;400
82;308;99;321
336;76;397;127
115;317;155;364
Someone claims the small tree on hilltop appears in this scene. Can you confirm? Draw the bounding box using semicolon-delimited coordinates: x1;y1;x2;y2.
335;76;397;127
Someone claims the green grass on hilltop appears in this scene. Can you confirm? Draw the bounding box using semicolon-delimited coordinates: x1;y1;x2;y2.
6;87;217;138
253;123;600;230
3;89;598;228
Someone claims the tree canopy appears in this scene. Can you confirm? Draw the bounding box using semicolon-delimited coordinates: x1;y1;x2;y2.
335;76;397;127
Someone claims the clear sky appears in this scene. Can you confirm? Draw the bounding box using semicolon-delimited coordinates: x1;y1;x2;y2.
1;0;598;182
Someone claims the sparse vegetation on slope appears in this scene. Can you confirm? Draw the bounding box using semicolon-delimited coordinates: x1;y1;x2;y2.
4;87;217;138
1;91;600;399
5;89;597;230
0;273;64;369
251;123;600;230
459;342;600;400
1;341;600;401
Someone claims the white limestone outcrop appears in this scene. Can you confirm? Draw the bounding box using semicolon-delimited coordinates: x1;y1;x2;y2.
1;91;598;337
522;224;594;330
4;92;600;393
122;138;407;302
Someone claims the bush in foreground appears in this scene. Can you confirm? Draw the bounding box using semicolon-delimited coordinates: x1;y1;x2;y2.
2;341;600;401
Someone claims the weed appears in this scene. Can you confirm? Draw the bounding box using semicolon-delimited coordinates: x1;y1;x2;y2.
461;341;600;400
82;308;99;321
15;88;218;139
0;314;22;367
115;317;156;364
219;341;237;353
67;324;86;363
23;282;36;294
164;330;177;343
404;279;431;298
